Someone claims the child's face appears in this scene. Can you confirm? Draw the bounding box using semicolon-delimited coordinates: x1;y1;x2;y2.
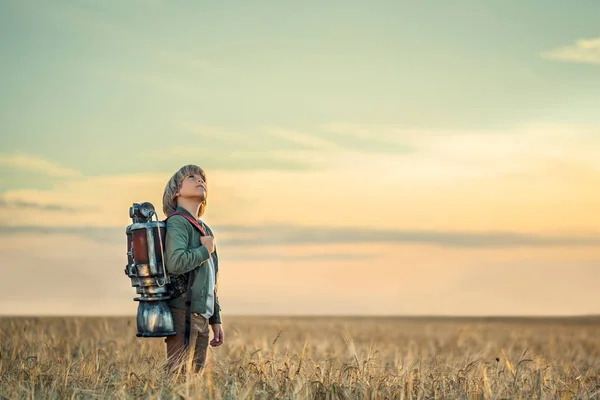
177;173;206;201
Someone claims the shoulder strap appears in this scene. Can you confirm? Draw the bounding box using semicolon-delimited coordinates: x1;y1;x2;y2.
167;212;207;236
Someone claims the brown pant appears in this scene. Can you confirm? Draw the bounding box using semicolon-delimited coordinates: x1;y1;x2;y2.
164;306;210;374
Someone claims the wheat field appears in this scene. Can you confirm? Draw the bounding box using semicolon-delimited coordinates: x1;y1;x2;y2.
1;315;599;399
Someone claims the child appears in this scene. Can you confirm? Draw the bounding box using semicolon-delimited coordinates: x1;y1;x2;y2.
162;164;224;374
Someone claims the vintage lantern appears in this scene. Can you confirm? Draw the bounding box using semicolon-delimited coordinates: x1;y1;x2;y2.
124;202;176;337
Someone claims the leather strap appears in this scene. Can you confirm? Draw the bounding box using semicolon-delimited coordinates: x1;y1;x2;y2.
170;212;207;236
166;212;207;348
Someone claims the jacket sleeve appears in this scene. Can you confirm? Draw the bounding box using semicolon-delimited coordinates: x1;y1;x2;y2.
209;291;222;325
205;224;222;325
164;215;211;275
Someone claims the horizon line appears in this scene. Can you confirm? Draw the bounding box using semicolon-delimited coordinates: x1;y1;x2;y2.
2;313;599;320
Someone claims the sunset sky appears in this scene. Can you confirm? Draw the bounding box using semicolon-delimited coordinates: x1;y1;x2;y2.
2;1;600;316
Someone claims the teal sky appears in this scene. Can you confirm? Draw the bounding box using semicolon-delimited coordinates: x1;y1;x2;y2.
2;1;600;316
2;0;600;184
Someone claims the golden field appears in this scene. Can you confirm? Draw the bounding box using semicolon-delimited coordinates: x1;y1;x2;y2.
1;315;599;399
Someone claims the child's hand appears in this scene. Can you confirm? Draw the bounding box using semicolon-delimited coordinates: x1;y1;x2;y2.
201;236;216;253
210;324;224;347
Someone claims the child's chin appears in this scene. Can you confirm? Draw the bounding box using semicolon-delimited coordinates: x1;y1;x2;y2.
181;193;205;200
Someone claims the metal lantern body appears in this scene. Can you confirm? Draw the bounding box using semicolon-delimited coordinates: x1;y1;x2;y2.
125;202;176;337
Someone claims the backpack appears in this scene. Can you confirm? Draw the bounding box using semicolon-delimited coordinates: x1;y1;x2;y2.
125;202;209;345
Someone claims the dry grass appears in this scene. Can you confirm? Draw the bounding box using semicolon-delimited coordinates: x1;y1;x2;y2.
1;315;599;399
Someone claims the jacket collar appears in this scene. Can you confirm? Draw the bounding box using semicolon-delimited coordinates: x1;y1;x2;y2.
175;206;198;220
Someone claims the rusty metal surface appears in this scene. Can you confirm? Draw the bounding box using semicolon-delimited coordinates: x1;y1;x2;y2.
125;202;176;338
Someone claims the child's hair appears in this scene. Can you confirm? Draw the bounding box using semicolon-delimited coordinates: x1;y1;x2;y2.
162;164;208;217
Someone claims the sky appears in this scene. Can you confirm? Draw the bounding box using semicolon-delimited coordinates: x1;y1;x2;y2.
1;0;600;316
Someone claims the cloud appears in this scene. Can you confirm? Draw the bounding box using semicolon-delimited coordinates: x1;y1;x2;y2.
0;174;172;228
541;37;600;65
0;197;79;212
172;121;600;182
177;122;320;153
161;146;317;171
318;124;415;154
0;154;80;177
2;123;600;235
2;224;599;249
219;225;600;248
2;231;599;316
138;122;331;172
0;233;137;316
260;125;414;155
223;251;376;261
314;122;600;181
263;126;341;152
0;226;121;243
178;122;413;158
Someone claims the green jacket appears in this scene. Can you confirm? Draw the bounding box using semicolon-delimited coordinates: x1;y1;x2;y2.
164;206;222;325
